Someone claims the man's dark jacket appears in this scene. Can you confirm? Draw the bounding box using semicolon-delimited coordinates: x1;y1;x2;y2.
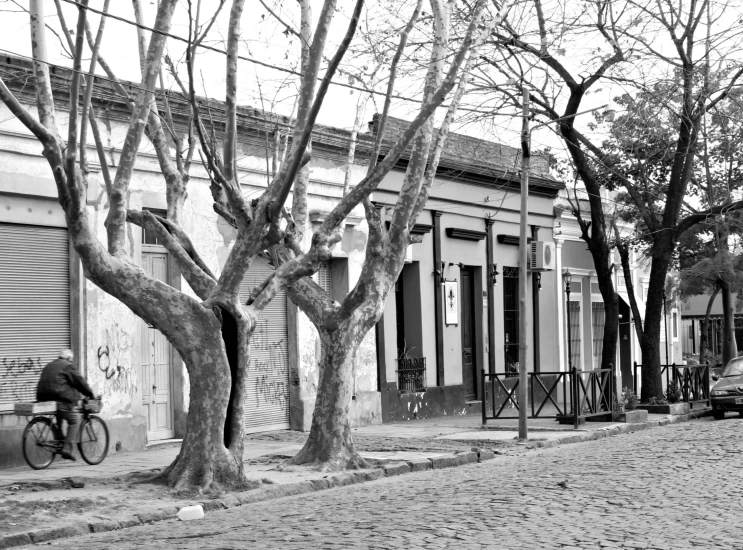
36;358;95;404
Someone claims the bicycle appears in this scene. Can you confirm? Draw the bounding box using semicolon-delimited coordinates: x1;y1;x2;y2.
20;398;110;470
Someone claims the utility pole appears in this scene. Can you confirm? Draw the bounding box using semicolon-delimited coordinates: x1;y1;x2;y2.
518;89;530;440
511;97;608;440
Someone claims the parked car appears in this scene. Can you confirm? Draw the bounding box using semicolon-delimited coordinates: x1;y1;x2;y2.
710;357;743;420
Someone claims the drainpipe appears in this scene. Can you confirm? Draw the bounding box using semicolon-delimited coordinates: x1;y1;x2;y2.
432;210;445;387
485;217;496;375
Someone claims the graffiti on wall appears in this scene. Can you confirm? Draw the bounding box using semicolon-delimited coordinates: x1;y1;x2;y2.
1;357;42;401
97;324;138;395
251;320;288;411
255;375;288;411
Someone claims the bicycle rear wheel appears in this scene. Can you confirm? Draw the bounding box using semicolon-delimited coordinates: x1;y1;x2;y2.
23;417;57;470
78;415;109;465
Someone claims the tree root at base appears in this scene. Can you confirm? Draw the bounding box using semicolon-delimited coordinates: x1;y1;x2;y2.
286;444;370;472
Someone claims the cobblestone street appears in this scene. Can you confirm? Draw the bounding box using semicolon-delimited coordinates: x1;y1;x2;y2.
31;416;743;549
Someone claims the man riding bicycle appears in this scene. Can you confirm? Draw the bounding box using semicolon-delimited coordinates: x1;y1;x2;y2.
36;349;96;461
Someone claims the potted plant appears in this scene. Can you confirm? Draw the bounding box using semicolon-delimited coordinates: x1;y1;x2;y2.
637;380;690;415
613;387;648;423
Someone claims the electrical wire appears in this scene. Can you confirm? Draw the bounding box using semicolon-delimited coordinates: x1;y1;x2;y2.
4;9;737;238
53;0;490;113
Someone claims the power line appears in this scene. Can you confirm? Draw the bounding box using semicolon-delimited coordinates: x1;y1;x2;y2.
55;0;483;112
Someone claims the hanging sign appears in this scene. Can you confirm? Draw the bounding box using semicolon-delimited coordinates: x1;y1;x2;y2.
444;280;459;325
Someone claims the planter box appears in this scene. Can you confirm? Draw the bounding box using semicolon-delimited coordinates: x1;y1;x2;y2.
636;402;690;415
613;409;648;423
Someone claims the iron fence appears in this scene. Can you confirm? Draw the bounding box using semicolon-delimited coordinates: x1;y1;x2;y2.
397;358;426;393
632;362;713;404
481;368;613;427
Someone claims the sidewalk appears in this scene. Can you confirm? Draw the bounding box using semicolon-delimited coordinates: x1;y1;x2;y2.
0;410;710;549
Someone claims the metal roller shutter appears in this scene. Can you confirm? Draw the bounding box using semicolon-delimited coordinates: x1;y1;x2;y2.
239;256;290;433
0;223;70;412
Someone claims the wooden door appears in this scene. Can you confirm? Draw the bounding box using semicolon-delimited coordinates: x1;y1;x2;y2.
141;252;173;440
461;268;477;400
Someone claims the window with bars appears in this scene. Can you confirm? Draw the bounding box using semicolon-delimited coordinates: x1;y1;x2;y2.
503;266;519;376
592;302;605;369
567;301;581;369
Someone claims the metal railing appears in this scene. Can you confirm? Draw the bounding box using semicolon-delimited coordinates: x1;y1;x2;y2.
632;362;713;404
397;357;426;393
481;368;613;428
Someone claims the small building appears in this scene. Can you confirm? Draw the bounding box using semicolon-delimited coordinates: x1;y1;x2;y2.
0;56;374;468
554;200;681;393
370;116;564;420
680;293;743;362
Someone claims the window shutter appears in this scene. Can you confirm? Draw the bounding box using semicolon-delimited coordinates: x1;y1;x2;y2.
0;224;70;411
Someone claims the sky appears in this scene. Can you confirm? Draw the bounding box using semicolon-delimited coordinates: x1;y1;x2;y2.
0;1;420;131
0;0;740;178
0;0;566;151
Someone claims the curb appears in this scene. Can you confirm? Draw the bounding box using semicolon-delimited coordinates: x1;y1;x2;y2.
0;410;713;549
0;450;488;549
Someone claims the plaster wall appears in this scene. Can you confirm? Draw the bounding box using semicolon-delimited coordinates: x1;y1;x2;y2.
374;167;556;412
286;162;380;431
378;170;555;220
439;211;488;387
561;240;596;271
0;99;380;467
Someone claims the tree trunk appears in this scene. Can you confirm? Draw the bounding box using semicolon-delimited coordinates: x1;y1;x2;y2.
639;245;672;401
700;285;720;363
288;320;369;471
559;114;618;375
720;279;737;365
153;308;250;492
596;259;618;371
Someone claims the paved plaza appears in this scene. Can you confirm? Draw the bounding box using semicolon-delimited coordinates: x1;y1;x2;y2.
26;415;743;549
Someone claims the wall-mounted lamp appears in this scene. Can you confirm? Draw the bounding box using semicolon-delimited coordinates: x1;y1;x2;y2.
491;263;500;286
535;272;542;291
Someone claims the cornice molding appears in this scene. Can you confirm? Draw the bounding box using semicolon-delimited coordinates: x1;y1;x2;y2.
446;228;487;241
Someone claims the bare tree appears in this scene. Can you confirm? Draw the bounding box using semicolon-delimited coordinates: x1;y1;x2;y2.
0;0;489;488
476;0;743;400
278;0;508;471
470;0;629;380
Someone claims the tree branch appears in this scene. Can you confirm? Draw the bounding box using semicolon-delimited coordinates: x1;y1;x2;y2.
613;219;644;338
79;0;110;175
270;0;364;217
105;0;178;255
127;210;217;299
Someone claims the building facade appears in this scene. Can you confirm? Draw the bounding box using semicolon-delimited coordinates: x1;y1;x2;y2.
680;293;743;363
0;56;375;467
371;117;564;420
0;58;669;469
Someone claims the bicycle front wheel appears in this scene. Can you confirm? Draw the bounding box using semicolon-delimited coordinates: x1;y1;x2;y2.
78;415;109;465
23;417;57;470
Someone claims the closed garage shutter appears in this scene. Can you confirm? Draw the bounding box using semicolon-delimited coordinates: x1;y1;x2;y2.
0;223;70;411
239;256;290;433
